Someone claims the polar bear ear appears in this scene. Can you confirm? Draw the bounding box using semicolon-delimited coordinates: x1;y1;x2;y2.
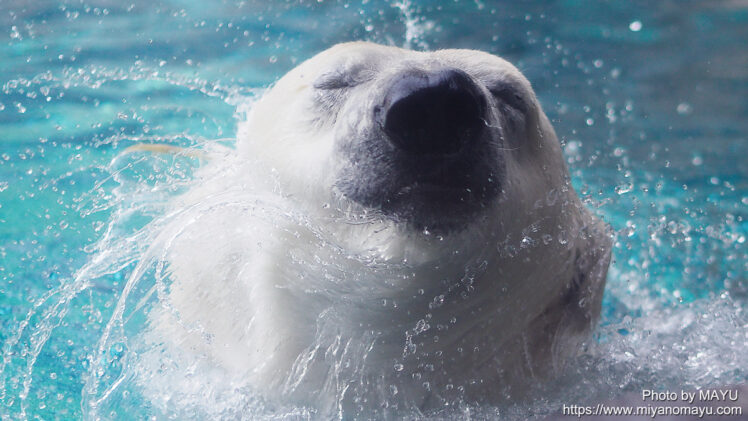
524;225;612;374
561;237;611;333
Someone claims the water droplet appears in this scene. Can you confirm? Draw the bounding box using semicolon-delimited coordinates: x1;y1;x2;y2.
615;184;633;195
429;295;445;309
677;102;692;115
414;318;430;333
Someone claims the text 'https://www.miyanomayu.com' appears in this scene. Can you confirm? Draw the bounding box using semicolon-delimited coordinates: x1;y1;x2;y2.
559;388;744;419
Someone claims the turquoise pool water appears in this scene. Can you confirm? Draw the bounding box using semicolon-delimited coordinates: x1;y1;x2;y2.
1;0;746;419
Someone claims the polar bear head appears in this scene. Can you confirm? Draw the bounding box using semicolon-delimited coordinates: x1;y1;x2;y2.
239;42;569;235
150;42;612;415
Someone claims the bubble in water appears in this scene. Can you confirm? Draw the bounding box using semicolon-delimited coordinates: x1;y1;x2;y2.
676;102;693;115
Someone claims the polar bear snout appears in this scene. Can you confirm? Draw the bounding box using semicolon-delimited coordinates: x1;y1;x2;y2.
334;66;502;231
377;68;487;156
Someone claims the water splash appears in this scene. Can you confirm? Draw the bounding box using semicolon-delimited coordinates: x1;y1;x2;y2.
392;0;434;50
0;62;248;418
1;1;746;418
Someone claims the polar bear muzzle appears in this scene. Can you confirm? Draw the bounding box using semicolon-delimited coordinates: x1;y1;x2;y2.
336;67;502;233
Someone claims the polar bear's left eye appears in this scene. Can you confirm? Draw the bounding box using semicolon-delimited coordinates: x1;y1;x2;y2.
488;82;528;113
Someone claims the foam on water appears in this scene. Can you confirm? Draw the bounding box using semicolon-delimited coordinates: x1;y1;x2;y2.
1;0;746;419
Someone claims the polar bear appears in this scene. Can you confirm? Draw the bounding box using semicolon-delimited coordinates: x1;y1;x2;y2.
152;42;612;416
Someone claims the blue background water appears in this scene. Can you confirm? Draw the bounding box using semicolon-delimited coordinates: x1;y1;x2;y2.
1;0;746;419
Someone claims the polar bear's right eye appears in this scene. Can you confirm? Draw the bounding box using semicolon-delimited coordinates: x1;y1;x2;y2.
314;67;367;90
309;67;369;123
314;71;357;90
313;63;374;91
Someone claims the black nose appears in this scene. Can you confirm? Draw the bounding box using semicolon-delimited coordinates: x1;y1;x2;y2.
379;69;486;156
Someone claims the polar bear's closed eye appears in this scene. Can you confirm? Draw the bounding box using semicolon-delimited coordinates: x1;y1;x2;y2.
157;41;613;416
313;63;373;90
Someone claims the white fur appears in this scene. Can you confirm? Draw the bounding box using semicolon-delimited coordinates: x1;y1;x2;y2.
151;42;612;415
